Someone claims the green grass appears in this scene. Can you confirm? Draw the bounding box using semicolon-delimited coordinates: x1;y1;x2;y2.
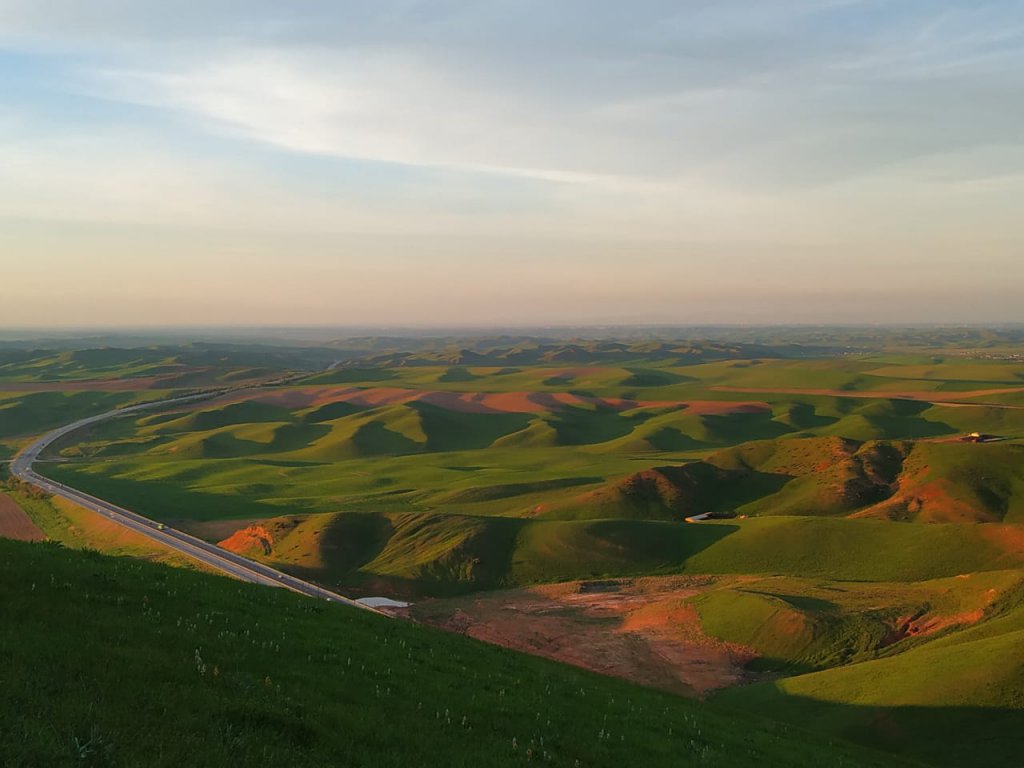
509;518;723;583
409;403;533;452
7;340;1024;766
692;588;890;673
714;601;1024;767
684;517;1022;581
0;391;142;441
0;346;306;384
561;437;1024;524
0;538;905;768
185;505;1024;598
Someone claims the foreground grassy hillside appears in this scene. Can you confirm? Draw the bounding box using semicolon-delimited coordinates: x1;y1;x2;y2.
0;539;901;768
714;593;1024;767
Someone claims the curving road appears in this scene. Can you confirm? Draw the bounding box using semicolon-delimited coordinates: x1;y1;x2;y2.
10;392;378;612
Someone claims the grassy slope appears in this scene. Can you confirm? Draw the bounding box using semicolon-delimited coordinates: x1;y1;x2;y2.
690;570;1024;673
208;509;1024;598
6;487;209;570
0;391;142;444
0;539;902;768
700;566;1024;767
713;604;1024;767
7;349;1024;766
561;437;1024;524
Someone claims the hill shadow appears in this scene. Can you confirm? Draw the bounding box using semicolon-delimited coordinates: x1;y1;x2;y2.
42;467;289;522
711;695;1024;768
621;367;697;387
318;511;395;574
438;366;482;383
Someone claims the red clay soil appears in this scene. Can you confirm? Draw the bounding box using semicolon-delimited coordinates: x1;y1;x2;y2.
217;524;274;556
412;576;755;698
0;493;45;542
881;587;997;647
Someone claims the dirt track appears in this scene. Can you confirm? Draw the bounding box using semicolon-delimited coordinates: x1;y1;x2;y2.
0;493;45;541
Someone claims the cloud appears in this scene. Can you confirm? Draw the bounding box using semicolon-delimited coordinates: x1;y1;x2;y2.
50;0;1016;195
1;1;1023;326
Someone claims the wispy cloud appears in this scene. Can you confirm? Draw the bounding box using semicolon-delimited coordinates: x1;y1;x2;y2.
1;1;1023;325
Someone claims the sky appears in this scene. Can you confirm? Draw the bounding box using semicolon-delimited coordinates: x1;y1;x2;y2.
1;0;1022;328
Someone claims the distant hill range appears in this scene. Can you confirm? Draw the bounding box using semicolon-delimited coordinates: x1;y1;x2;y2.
323;338;822;368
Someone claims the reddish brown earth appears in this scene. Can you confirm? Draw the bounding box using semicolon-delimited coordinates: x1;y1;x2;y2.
850;478;993;523
217;524;274;556
882;586;998;646
412;576;755;697
0;493;45;541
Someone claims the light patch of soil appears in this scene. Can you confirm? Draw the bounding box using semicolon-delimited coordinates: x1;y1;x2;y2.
412;575;755;697
882;587;997;646
0;492;45;541
218;524;274;556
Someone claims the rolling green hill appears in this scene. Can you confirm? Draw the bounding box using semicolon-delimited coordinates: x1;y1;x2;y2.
0;538;902;768
6;337;1024;767
205;507;1024;597
559;437;1024;523
714;595;1024;767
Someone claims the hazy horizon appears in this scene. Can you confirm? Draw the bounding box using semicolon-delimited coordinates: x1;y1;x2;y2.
2;1;1022;326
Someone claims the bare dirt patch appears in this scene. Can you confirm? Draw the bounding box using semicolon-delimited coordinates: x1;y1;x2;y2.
0;492;45;541
412;575;755;697
882;588;997;647
218;524;274;556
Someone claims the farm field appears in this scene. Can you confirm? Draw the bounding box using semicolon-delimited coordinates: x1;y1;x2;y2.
4;334;1024;766
0;491;44;541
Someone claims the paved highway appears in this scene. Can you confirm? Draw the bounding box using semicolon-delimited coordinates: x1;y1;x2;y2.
10;392;377;612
